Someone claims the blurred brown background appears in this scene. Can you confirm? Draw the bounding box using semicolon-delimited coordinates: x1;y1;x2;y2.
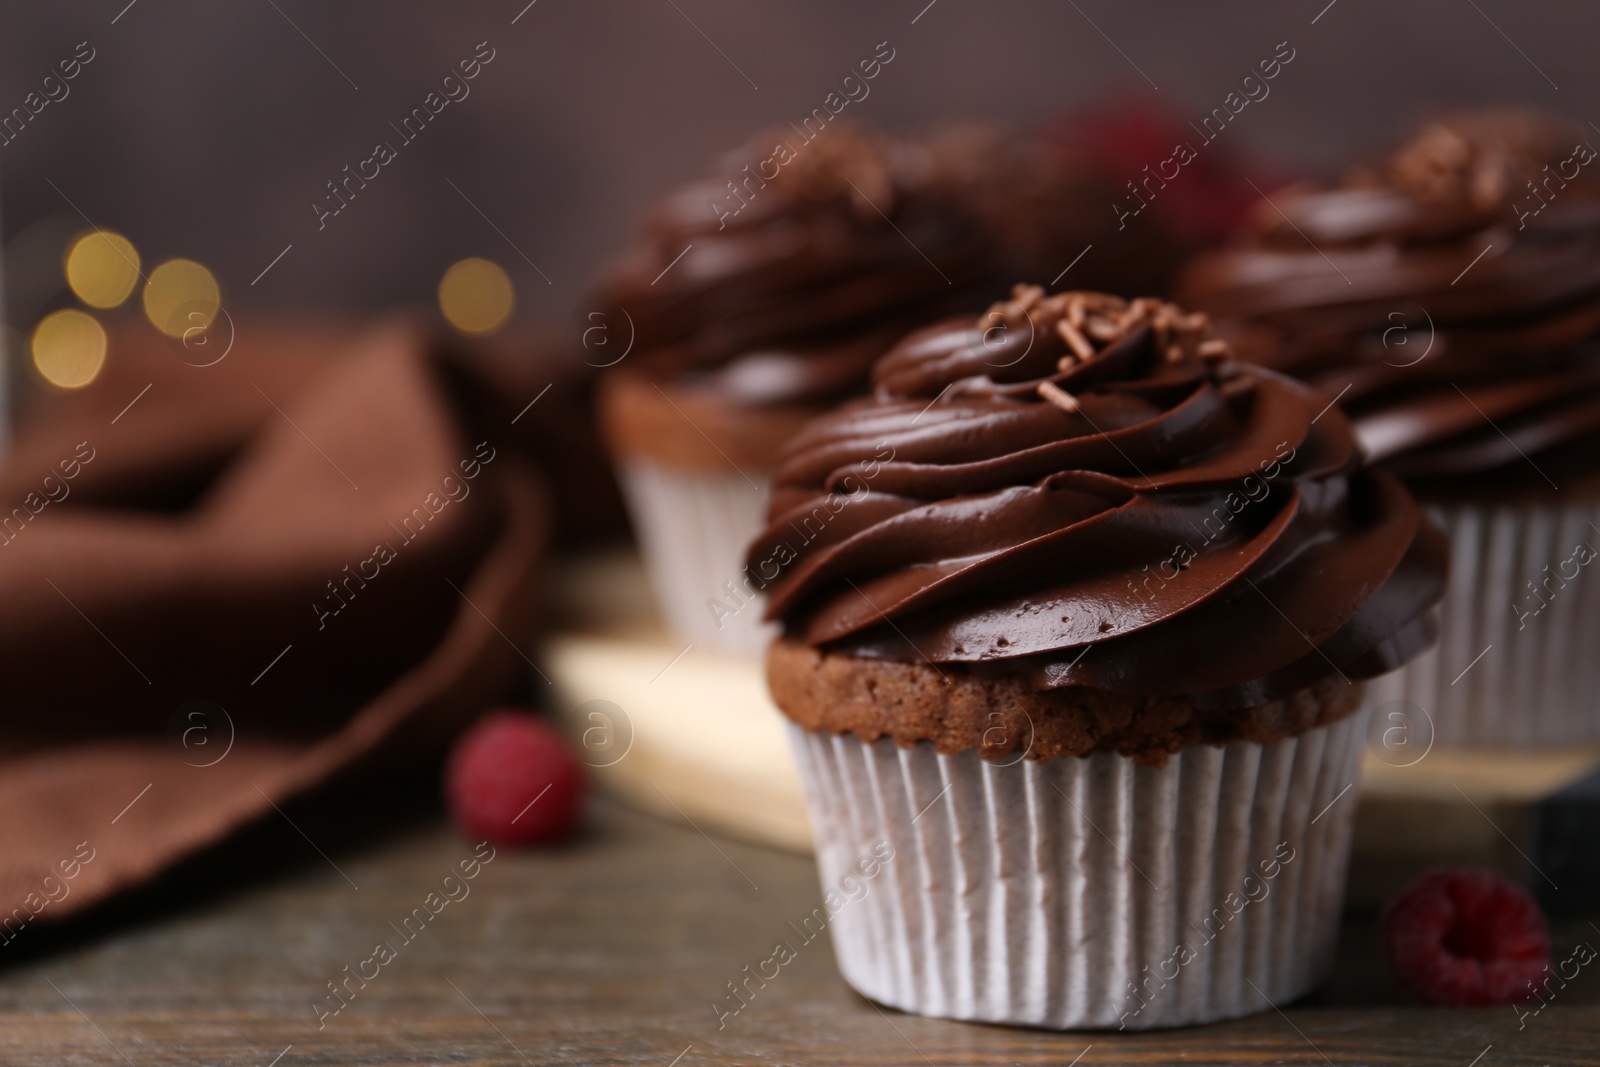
0;0;1593;340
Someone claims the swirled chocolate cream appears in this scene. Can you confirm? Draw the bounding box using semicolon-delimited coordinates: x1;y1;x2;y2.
597;119;1160;471
749;289;1447;762
1177;110;1600;499
596;120;1160;654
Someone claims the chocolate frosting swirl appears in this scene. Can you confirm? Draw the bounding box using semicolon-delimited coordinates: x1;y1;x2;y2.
1177;110;1600;495
595;121;1139;410
595;122;995;407
748;289;1447;708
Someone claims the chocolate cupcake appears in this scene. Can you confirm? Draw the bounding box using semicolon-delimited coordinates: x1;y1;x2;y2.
596;121;1132;655
1178;110;1600;746
748;289;1446;1029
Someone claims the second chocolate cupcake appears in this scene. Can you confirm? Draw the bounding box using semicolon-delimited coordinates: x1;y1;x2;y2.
1179;110;1600;746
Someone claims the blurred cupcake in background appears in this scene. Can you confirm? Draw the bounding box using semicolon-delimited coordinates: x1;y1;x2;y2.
750;289;1446;1028
1179;109;1600;746
594;119;1182;655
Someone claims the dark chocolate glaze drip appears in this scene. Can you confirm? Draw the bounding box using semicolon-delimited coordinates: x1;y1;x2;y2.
748;289;1447;709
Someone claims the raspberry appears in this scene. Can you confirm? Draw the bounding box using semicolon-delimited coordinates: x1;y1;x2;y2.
1050;96;1270;246
1381;868;1552;1005
445;711;584;845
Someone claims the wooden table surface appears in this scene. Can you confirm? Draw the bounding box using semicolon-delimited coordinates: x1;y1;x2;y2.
0;793;1594;1066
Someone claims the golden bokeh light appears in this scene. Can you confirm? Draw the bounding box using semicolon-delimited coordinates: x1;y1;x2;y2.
143;258;221;338
32;309;108;389
64;230;142;309
439;257;514;335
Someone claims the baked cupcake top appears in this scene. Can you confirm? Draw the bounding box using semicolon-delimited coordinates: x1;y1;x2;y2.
1177;110;1600;496
748;288;1447;710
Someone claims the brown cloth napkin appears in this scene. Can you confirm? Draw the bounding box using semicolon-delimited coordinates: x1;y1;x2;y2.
0;315;563;928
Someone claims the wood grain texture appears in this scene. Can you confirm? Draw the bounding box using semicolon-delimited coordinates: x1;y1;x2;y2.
0;799;1593;1066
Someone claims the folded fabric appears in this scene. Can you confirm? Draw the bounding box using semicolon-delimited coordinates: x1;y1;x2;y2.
0;316;555;927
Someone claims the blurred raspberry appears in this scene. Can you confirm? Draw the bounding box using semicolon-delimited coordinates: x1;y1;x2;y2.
1381;868;1551;1005
445;710;584;845
1047;95;1280;247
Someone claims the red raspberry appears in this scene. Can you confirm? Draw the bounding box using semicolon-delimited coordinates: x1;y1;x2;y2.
445;711;584;845
1381;868;1552;1005
1049;95;1274;246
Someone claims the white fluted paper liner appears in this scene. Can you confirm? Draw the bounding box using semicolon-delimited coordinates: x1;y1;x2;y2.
1367;493;1600;747
615;458;776;657
786;709;1368;1030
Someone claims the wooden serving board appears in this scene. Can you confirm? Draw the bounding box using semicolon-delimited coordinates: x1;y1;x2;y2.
542;550;810;853
546;631;811;852
543;550;1600;907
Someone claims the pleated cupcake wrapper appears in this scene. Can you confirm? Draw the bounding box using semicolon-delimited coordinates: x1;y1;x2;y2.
786;709;1368;1030
1366;494;1600;748
616;459;776;657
